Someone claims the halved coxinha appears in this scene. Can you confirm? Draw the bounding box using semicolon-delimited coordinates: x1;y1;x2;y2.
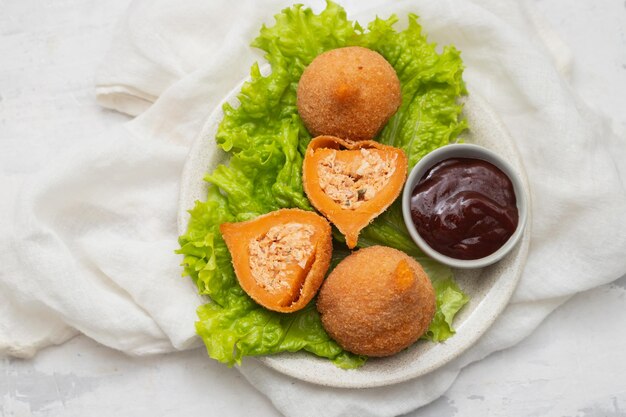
220;209;332;313
303;135;408;248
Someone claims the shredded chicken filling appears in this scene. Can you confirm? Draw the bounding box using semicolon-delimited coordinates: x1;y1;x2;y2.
248;223;315;293
317;148;397;209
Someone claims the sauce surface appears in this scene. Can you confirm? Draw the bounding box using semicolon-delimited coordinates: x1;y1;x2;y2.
410;157;518;260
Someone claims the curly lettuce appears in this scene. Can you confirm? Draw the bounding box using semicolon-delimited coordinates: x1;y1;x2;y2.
178;1;468;369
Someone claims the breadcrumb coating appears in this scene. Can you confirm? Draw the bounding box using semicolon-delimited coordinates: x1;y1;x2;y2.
297;46;401;141
317;246;436;357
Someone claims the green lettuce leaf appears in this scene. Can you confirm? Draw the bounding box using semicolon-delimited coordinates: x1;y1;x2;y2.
178;1;469;369
427;277;470;342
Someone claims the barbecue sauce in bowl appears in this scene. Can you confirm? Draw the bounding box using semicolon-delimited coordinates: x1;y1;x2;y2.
410;158;518;260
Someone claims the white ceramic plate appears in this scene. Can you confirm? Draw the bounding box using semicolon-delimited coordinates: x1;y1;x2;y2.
177;75;531;389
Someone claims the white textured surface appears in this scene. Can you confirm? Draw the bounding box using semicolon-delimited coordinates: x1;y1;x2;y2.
1;0;625;416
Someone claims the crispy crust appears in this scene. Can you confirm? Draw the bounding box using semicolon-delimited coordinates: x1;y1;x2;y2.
317;246;436;357
297;46;401;141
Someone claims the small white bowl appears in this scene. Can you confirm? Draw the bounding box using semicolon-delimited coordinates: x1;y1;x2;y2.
402;143;528;269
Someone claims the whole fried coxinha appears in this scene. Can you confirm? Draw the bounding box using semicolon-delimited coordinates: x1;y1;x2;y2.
220;209;332;313
303;136;408;248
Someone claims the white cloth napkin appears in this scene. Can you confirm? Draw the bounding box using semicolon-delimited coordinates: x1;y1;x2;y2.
1;0;625;416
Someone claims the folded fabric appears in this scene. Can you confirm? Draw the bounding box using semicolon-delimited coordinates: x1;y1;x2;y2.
1;0;625;417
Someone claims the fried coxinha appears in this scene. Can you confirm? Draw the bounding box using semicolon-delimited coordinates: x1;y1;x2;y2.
303;135;407;249
218;46;436;357
297;46;402;141
220;209;332;313
318;246;435;357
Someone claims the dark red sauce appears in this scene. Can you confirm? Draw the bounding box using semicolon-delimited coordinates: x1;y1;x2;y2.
410;158;518;260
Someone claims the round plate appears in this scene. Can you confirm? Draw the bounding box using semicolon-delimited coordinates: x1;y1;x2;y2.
177;75;531;389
